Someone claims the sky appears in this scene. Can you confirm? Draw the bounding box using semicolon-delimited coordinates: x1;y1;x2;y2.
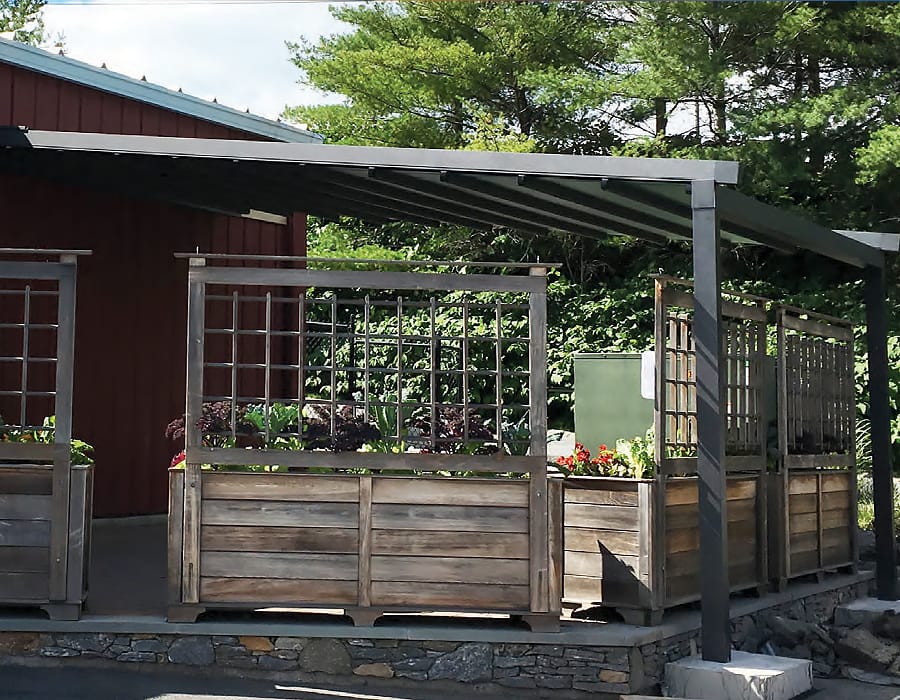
42;0;358;120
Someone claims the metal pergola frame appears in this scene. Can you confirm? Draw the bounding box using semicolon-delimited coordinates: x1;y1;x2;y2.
0;125;894;662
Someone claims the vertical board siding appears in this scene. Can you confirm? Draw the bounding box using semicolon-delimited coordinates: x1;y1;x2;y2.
1;63;306;516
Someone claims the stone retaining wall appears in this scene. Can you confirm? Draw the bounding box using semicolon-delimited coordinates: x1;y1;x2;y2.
0;632;638;698
0;575;873;698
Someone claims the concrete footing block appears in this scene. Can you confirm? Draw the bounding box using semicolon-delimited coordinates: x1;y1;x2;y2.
664;651;812;700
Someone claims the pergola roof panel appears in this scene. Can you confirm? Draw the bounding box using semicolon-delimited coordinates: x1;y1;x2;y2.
0;127;882;268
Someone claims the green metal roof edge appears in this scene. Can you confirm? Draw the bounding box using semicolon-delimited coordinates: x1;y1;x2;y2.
0;37;323;144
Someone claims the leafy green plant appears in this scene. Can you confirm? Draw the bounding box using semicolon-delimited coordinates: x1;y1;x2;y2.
0;415;94;465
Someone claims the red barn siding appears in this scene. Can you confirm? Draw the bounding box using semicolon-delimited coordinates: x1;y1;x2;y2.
1;61;308;516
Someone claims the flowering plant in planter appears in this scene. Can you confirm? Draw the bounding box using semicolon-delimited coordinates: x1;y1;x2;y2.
555;431;654;480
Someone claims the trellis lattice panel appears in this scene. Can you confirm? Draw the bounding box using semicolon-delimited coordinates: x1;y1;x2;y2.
0;251;91;620
169;259;561;630
653;277;768;474
771;306;857;586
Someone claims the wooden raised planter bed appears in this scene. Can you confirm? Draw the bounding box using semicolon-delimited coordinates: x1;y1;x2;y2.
768;469;856;586
562;474;766;625
0;463;93;620
169;470;563;631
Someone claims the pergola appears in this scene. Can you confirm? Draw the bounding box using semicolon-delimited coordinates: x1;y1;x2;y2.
1;126;894;661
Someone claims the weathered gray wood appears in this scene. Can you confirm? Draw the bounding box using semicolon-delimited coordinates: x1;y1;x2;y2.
528;268;549;614
0;546;48;573
564;503;639;531
49;262;76;603
203;473;360;502
201;525;358;553
182;264;206;606
372;504;528;533
372;530;528;558
200;577;358;604
201;551;359;580
0;572;49;600
0;444;56;462
194;265;547;295
370;581;529;611
564;483;639;507
565;527;639;557
0;494;51;520
65;466;90;604
0;519;50;546
373;477;529;507
168;470;185;606
187;447;539;474
202;500;358;528
0;467;53;495
371;555;527;585
780;313;854;342
784;454;854;469
357;475;372;608
547;478;563;615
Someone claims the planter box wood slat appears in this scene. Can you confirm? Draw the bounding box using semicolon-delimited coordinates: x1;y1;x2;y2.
0;464;92;619
170;470;562;630
563;474;766;625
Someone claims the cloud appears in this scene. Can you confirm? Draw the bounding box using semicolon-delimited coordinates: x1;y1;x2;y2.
42;1;356;119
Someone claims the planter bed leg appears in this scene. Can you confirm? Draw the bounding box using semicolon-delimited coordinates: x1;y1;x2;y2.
619;608;663;627
41;603;81;621
521;614;560;633
345;608;382;627
167;604;206;623
773;576;787;592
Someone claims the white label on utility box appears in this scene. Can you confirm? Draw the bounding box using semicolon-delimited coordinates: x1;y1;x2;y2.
640;350;655;400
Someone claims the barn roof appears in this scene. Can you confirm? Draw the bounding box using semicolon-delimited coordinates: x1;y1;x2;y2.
0;128;883;269
0;37;323;144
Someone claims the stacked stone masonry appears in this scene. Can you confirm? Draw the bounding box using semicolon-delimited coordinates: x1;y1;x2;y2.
0;576;872;697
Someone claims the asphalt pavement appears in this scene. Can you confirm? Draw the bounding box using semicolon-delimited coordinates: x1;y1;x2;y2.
0;664;475;700
4;664;900;700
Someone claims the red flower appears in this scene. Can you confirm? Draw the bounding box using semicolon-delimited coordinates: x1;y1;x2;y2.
170;450;186;468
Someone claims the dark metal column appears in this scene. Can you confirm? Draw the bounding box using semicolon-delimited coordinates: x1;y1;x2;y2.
692;179;731;662
865;261;897;600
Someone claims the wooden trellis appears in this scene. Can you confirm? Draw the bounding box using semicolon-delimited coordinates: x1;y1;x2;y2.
653;276;768;474
771;306;856;584
0;249;92;620
169;255;562;630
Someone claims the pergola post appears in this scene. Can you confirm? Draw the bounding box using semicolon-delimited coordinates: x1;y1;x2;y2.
864;262;897;600
691;179;731;662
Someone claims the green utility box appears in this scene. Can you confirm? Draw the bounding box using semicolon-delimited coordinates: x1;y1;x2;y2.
573;352;653;453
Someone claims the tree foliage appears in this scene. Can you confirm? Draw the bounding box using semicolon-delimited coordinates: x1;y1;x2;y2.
286;1;900;452
1;0;45;45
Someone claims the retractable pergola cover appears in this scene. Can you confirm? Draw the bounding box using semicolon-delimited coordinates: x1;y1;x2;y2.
0;127;882;269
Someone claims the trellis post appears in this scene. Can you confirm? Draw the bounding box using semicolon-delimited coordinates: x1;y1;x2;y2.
691;179;730;662
864;261;897;600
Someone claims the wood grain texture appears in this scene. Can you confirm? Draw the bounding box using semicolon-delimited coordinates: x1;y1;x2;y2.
371;530;529;558
564;527;639;557
565;503;639;531
0;546;49;573
0;494;52;520
202;473;360;502
563;480;639;507
371;556;527;585
373;477;528;507
564;551;639;581
0;571;49;600
0;519;50;546
200;577;357;604
201;551;359;580
370;581;529;610
371;504;527;533
0;468;52;495
201;500;359;528
200;525;359;553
